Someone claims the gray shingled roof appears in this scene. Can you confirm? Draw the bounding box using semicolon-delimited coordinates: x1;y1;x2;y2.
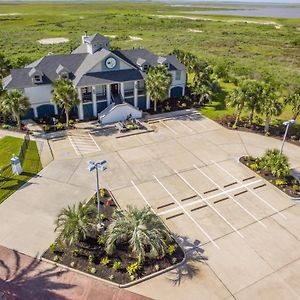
86;33;110;45
113;49;185;71
4;53;87;89
76;69;145;87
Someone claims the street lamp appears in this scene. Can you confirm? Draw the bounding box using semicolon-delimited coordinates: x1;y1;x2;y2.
88;159;107;230
280;119;295;154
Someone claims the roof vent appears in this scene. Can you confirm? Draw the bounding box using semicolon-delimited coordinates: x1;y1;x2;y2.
47;52;54;56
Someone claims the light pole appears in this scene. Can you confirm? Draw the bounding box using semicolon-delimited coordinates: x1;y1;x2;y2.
280;119;295;154
88;160;107;230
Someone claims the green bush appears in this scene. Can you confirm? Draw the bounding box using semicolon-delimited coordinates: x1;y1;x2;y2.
112;261;122;270
55;122;64;130
249;163;258;171
43;124;51;132
292;184;299;191
126;262;141;276
88;255;95;264
53;255;60;262
70;261;76;268
49;243;57;253
90;267;97;274
97;235;106;245
275;179;287;186
259;149;290;178
100;256;111;266
2;124;10;129
167;244;177;256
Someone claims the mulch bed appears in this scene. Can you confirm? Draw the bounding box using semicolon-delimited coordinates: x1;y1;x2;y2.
42;190;184;285
240;156;300;198
217;115;300;147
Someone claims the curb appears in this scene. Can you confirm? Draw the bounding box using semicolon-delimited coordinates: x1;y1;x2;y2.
238;155;300;201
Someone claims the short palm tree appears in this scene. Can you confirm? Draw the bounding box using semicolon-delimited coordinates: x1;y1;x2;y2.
259;149;290;178
105;206;173;262
192;84;212;104
145;65;172;112
55;201;96;246
52;78;79;127
261;85;283;134
226;86;245;128
284;87;300;120
0;89;30;129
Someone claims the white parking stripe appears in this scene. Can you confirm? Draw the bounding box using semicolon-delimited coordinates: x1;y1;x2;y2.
177;120;195;132
158;179;263;217
68;134;100;155
159;120;178;135
212;160;287;220
68;135;80;156
153;175;220;249
131;180;156;214
175;169;245;238
194;165;267;229
89;133;101;151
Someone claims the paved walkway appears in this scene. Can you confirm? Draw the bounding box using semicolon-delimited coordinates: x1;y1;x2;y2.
0;245;150;300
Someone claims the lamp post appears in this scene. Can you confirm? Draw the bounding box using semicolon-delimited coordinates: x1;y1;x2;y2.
280;119;295;154
88;160;107;230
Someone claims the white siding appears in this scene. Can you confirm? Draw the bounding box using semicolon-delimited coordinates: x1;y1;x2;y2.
170;70;186;87
24;85;53;106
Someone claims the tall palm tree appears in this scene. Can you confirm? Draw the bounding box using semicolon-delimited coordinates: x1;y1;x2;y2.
145;65;172;112
55;201;96;246
261;85;283;133
226;85;245;128
284;87;300;120
105;206;173;262
51;79;79;127
0;53;11;80
0;89;30;129
192;84;212;104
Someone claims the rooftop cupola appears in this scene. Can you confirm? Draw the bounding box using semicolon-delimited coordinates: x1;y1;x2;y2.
81;32;110;54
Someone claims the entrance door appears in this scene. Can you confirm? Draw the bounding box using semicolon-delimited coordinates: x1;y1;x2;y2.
111;83;119;95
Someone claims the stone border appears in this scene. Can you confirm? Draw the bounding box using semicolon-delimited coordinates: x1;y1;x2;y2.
115;129;154;139
238;155;300;201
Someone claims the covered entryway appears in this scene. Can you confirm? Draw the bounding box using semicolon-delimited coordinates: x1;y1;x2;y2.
170;86;183;98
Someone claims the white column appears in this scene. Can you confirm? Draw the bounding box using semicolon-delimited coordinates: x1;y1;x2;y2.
54;104;58;115
182;85;185;96
146;95;150;110
120;82;125;99
92;86;97;117
106;84;111;106
168;87;171;98
77;88;84;120
33;106;38;118
134;81;138;107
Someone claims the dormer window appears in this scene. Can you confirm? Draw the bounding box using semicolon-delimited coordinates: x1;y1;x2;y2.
56;64;70;80
164;63;169;69
142;64;149;72
34;75;42;83
60;72;69;80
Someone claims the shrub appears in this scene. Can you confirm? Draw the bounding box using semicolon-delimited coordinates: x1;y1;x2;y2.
109;275;114;281
43;124;51;132
293;184;299;191
249;163;258;171
71;249;79;257
112;261;122;271
55;122;64;130
167;244;177;256
98;235;106;245
2;124;10;129
100;213;106;221
126;262;141;276
275;179;287;186
154;264;160;271
53;255;60;262
90;267;97;274
100;256;111;266
100;188;106;198
49;243;57;253
171;257;177;264
88;255;95;264
259;149;290;178
70;261;76;268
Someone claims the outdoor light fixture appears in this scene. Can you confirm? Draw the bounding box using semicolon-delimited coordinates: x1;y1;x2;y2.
88;160;107;230
280;119;295;154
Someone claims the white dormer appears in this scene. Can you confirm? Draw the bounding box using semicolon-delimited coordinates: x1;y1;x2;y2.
136;57;150;72
28;67;43;84
56;64;70;79
81;32;110;54
157;56;169;69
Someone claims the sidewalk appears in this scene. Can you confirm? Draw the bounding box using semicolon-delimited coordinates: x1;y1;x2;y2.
0;245;151;300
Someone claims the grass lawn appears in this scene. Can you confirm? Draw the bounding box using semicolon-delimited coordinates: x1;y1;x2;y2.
0;136;42;204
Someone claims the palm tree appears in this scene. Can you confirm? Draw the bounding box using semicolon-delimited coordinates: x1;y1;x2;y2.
192;84;212;104
226;85;245;128
145;65;172;112
0;89;30;129
55;201;96;246
261;85;283;134
105;206;173;262
242;80;264;126
0;53;11;79
51;79;79;127
284;87;300;120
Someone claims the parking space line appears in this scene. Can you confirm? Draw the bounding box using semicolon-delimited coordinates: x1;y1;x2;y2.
177;120;195;132
194;165;267;229
158;179;262;216
212;161;287;220
89;133;101;151
68;135;80;156
174;170;245;238
159;120;178;135
153;175;220;249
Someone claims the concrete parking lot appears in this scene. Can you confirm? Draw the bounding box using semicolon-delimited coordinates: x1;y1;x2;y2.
1;112;300;299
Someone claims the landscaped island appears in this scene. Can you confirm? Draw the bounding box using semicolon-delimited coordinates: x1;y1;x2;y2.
43;189;184;285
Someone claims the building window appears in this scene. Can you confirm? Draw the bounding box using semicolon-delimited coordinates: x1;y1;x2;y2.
164;63;169;69
175;71;181;81
142;64;149;72
34;75;42;83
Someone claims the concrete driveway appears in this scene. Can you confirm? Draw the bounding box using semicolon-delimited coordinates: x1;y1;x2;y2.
1;112;300;299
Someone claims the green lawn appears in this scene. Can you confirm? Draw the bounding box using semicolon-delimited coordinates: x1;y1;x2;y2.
0;136;42;204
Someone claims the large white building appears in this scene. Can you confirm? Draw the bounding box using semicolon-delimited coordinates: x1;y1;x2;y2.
3;33;186;120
